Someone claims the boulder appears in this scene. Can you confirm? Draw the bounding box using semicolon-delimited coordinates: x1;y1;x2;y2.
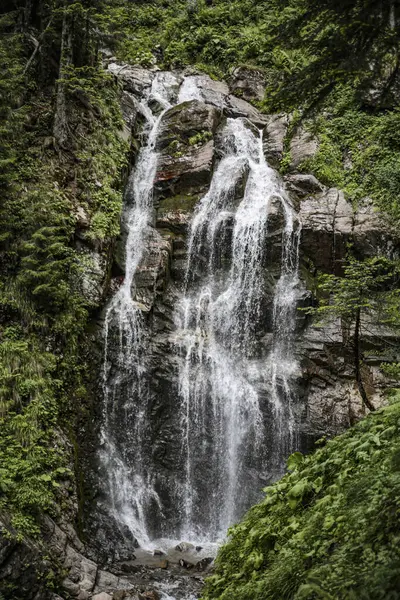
225;94;268;127
263;114;289;166
179;74;229;108
108;63;154;97
196;557;214;571
92;594;113;600
62;545;97;597
94;569;120;592
284;173;324;198
289;127;319;169
229;66;266;102
155;100;221;197
175;541;195;552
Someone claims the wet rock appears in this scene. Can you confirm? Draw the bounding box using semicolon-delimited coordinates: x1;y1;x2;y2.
195;546;203;552
133;230;172;311
159;559;169;569
138;592;160;600
179;558;195;569
152;549;165;556
175;541;195;552
119;92;138;142
94;569;120;592
155;100;221;198
195;557;213;571
229;66;266;102
289;127;319;170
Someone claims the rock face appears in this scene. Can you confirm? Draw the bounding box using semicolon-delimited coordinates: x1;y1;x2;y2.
82;64;400;581
229;66;266;102
4;63;399;600
154;100;221;198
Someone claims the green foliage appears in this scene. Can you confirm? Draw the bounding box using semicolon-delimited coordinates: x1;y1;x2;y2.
188;130;213;146
96;1;400;225
309;255;400;324
0;1;128;542
203;396;400;600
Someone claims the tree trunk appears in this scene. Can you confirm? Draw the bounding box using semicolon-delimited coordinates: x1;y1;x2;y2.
354;307;375;412
53;2;73;148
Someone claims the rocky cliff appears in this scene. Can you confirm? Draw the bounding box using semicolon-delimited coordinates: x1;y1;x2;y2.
84;65;400;564
1;64;399;600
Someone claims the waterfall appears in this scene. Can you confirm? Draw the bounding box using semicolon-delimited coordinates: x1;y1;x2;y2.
175;118;300;541
100;72;183;547
98;74;301;551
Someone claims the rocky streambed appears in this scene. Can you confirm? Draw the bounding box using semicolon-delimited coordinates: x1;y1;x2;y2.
89;541;216;600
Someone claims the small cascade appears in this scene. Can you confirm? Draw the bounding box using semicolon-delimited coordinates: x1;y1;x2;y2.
175;119;300;541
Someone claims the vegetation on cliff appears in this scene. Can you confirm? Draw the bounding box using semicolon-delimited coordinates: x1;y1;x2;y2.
0;0;127;538
203;396;400;600
1;0;400;598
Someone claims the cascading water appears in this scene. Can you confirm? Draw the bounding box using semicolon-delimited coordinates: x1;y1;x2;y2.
99;72;183;547
175;118;300;541
97;73;301;556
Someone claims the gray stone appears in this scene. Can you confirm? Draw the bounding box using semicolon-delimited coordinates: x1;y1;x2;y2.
76;205;90;229
289;127;319;169
155;100;221;198
181;74;229;108
284;173;324;197
92;594;113;600
229;66;266;102
157;100;220;150
132;230;172;312
76;244;108;305
263;114;289;166
299;188;352;272
94;569;120;592
62;545;97;597
108;63;154;97
119;91;138;142
175;541;195;552
225;94;268;127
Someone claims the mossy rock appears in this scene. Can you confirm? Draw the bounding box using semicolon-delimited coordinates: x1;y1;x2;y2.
158;194;200;213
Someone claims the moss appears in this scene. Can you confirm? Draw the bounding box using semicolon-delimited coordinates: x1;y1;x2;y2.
188;130;213;146
158;194;200;213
